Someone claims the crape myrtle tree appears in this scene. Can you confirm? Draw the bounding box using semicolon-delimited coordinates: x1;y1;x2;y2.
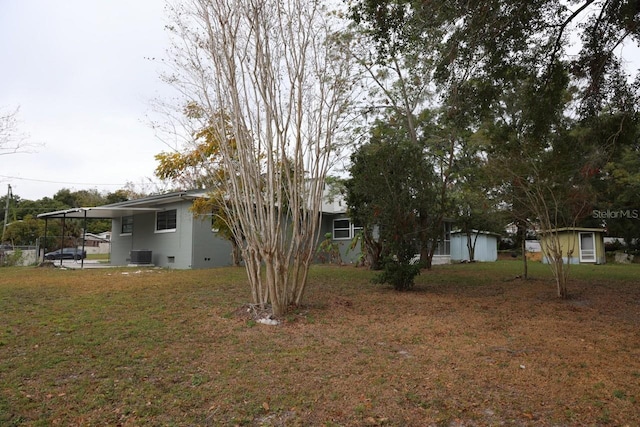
480;62;604;297
164;0;354;316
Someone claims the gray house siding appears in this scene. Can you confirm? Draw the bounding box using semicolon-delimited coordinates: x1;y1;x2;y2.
153;203;194;269
318;213;453;265
111;216;132;266
108;198;233;269
190;215;233;269
318;213;362;264
110;202;192;268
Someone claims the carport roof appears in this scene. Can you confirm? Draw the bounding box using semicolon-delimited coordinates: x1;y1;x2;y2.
37;207;162;220
37;190;209;219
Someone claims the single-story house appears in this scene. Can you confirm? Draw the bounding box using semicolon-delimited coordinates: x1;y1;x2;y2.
450;230;499;262
539;227;606;265
38;190;454;269
38;191;233;269
319;194;452;265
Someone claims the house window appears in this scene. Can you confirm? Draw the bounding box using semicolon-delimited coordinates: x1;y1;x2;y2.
121;216;133;235
433;222;451;256
333;218;362;240
156;209;177;232
333;219;351;240
352;222;363;236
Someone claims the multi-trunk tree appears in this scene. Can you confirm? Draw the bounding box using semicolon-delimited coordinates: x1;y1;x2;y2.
163;0;354;316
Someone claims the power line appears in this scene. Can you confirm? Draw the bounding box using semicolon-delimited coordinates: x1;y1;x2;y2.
0;174;128;186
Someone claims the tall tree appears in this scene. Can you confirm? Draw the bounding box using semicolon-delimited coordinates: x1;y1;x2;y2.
346;119;439;288
346;9;468;269
450;138;505;262
164;0;354;316
349;0;640;106
349;0;639;297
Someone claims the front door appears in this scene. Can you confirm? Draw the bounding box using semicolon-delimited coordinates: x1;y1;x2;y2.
579;232;596;263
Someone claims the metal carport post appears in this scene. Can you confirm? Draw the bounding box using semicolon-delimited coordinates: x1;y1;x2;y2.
42;217;48;263
80;209;87;269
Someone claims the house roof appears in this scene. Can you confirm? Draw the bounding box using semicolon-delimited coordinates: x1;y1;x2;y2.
539;227;606;234
451;229;502;237
101;190;208;209
37;188;345;219
84;232;111;242
37;206;164;220
37;190;210;220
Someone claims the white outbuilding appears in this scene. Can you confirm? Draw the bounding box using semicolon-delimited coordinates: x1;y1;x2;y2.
450;230;500;262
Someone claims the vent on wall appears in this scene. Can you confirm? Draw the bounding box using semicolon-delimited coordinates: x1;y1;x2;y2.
130;250;152;264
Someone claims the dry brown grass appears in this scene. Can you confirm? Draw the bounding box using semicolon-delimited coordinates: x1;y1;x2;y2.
0;261;638;426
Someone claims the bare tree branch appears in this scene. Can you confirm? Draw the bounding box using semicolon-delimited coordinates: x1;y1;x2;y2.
0;106;32;156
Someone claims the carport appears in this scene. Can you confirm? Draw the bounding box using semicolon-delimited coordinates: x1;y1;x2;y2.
37;207;161;269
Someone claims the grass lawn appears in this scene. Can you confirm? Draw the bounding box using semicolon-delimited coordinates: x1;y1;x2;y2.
85;253;110;262
0;261;638;426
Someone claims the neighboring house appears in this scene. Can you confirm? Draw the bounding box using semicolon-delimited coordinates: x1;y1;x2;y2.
319;198;452;265
525;240;542;253
39;189;454;269
450;230;499;262
318;194;362;264
82;232;111;255
539;227;606;265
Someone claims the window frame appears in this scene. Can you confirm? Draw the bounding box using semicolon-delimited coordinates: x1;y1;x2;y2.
578;232;596;263
120;215;133;235
333;218;362;240
156;209;177;233
433;222;452;256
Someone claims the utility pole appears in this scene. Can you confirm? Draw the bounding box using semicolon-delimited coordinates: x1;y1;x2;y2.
1;184;11;243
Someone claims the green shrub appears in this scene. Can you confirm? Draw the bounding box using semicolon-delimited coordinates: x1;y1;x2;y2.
372;258;421;291
317;233;342;264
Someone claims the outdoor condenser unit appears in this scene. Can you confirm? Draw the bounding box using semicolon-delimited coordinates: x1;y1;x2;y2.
130;250;152;264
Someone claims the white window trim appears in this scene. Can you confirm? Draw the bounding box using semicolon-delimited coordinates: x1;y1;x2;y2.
155;228;176;234
333;218;361;240
155;210;177;233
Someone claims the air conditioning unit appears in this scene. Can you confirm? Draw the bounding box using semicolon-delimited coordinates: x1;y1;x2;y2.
130;250;152;264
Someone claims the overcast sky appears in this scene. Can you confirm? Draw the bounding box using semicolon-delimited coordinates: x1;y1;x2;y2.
2;2;638;203
0;1;176;201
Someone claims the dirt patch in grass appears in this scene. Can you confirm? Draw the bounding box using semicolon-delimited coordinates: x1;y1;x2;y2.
0;262;638;426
